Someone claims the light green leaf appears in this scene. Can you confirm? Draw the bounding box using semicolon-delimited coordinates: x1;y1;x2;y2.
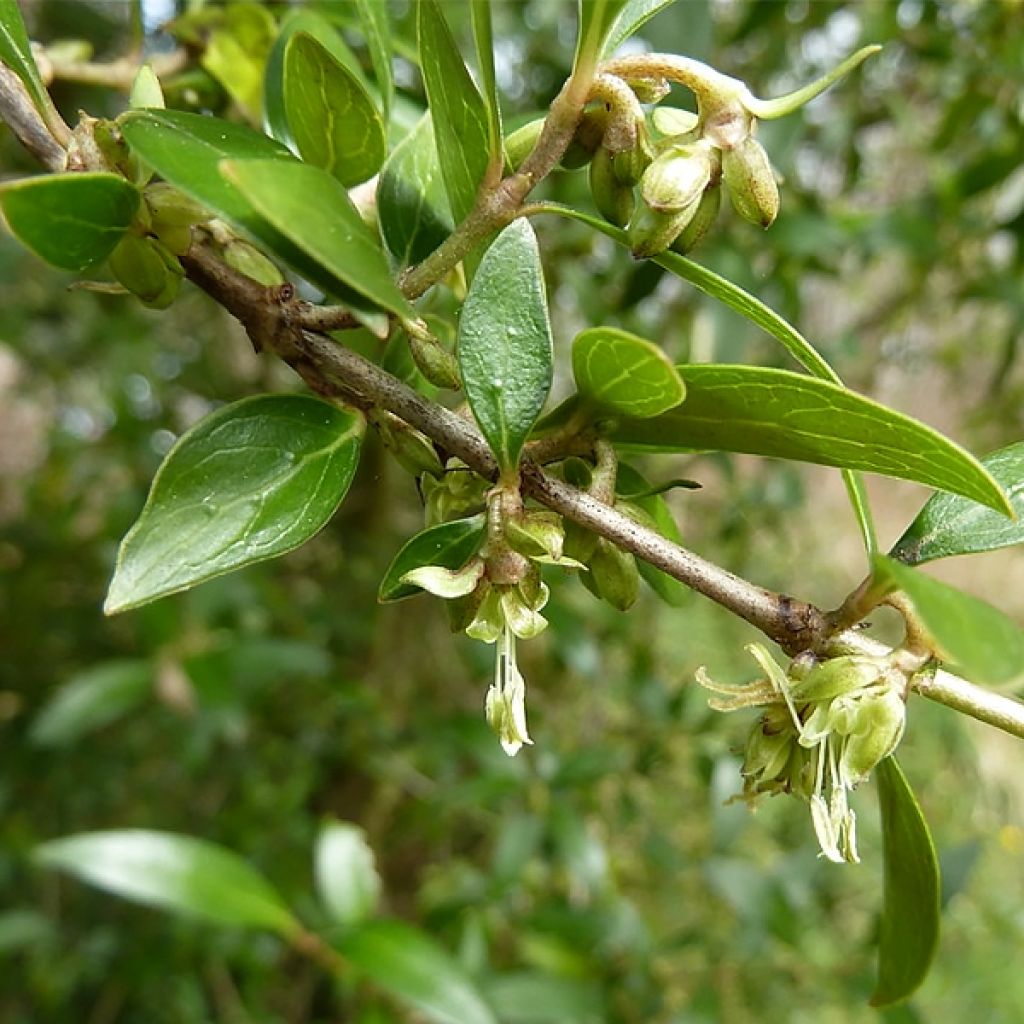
612;364;1012;516
221;158;416;320
458;220;553;472
470;0;501;162
200;2;276;123
574;1;626;73
481;973;605;1023
891;441;1024;565
355;0;394;122
30;660;152;747
572;326;686;418
870;758;941;1008
378;112;454;268
315;821;381;928
105;396;363;614
0;0;50;114
602;0;678;57
263;9;367;146
0;173;139;271
337;919;497;1024
417;0;490;223
35;830;297;934
283;32;386;187
379;515;486;603
872;556;1024;686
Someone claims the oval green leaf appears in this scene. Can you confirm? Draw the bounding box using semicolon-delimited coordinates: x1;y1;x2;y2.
337;919;497;1024
264;9;368;145
200;2;275;123
870;757;941;1008
315;820;382;928
379;515;486;603
891;441;1024;565
417;0;490;223
612;364;1011;515
283;32;386;187
470;0;501;161
572;326;686;418
0;172;139;271
872;556;1024;686
458;220;554;473
602;0;678;57
30;660;152;747
378;112;454;268
35;830;297;934
221;157;416;320
105;396;364;615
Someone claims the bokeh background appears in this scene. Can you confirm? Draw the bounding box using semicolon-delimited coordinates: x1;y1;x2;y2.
2;1;1023;1021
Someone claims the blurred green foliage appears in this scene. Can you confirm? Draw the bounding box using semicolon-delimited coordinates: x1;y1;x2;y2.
2;1;1023;1021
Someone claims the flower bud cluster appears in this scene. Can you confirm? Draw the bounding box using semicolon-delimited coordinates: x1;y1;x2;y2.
698;644;909;864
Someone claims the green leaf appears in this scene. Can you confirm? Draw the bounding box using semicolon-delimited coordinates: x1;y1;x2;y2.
470;0;501;162
263;9;367;146
870;758;941;1008
355;0;394;123
575;1;626;72
0;173;139;271
105;396;364;614
891;441;1024;565
200;2;276;123
0;0;50;114
572;326;686;418
872;556;1024;686
378;112;454;268
602;0;678;57
417;0;490;223
337;919;497;1024
458;220;554;472
119;109;347;292
30;660;152;747
35;830;297;934
283;32;386;187
221;158;416;320
379;515;486;602
481;973;605;1023
616;463;688;606
314;821;381;928
612;364;1012;515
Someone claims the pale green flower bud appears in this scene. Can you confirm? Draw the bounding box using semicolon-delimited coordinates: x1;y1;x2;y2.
505;510;565;563
640;143;713;213
465;587;504;644
586;538;639;611
670;183;722;255
589;146;635;228
722;136;779;228
627;195;703;260
789;655;885;703
839;689;906;788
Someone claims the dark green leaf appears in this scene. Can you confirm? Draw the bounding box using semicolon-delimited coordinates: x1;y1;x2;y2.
602;0;678;56
315;821;381;928
572;326;686;418
264;9;366;145
105;396;364;614
891;441;1024;565
379;515;486;602
355;0;394;122
872;556;1024;686
221;158;416;320
0;0;50;114
417;0;490;223
378;112;454;268
0;173;139;271
612;365;1012;516
283;32;386;187
337;919;497;1024
30;660;152;747
470;0;501;161
35;830;297;934
870;758;941;1008
458;220;553;472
